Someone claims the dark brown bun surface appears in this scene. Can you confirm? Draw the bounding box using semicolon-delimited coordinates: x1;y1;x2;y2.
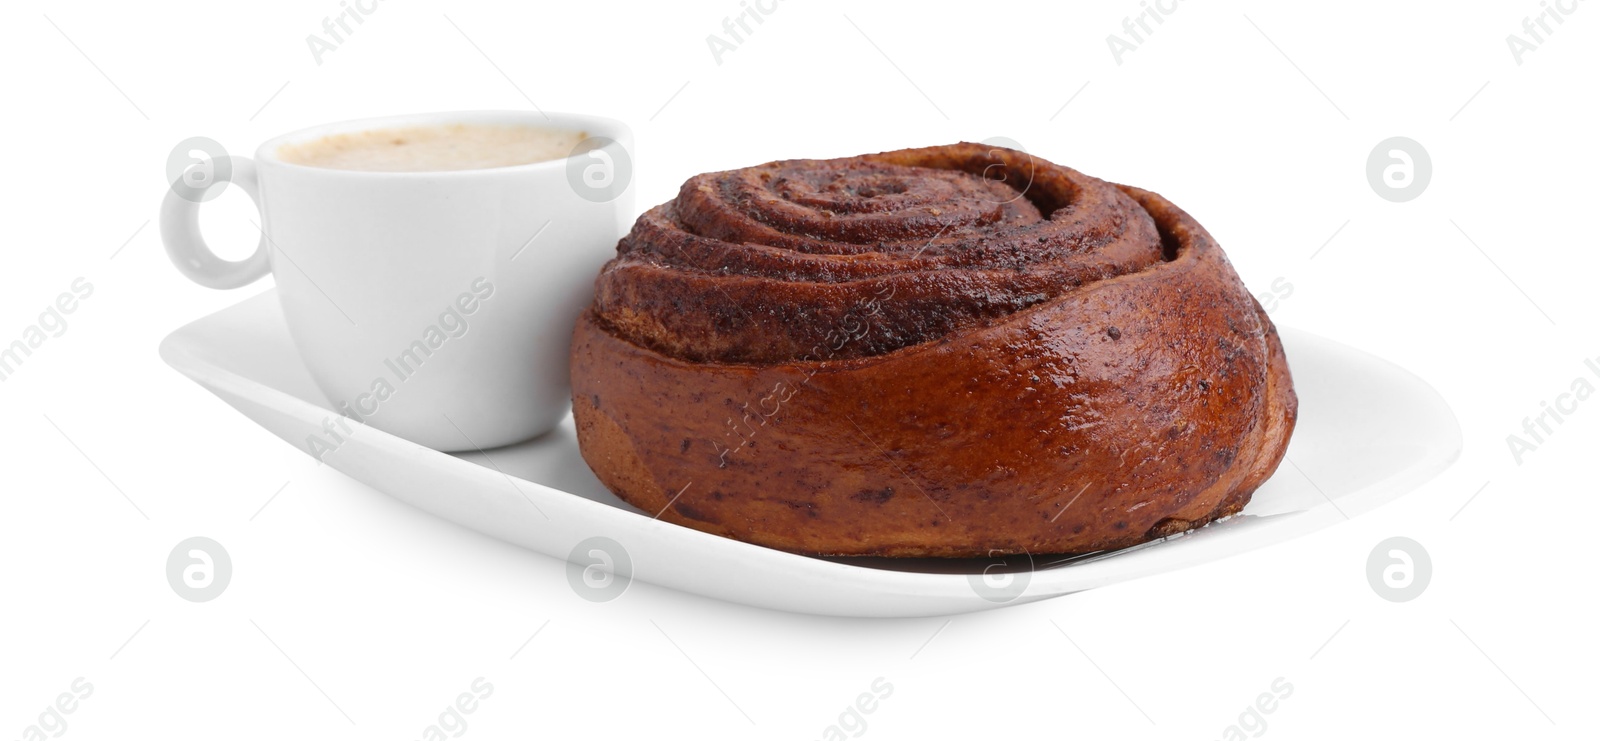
571;143;1296;557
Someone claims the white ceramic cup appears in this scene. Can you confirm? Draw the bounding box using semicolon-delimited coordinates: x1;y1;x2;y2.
160;111;634;452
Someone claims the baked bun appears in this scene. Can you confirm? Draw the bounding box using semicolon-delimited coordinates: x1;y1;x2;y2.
570;143;1296;557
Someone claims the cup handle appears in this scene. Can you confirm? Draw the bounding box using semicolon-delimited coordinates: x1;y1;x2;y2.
160;156;271;289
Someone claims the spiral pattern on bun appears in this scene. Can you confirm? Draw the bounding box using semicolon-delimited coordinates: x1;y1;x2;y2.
573;144;1297;558
594;145;1170;363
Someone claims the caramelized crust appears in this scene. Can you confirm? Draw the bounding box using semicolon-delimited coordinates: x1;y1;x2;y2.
571;143;1296;557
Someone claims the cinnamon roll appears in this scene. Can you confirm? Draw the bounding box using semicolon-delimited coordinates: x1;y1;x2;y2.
570;143;1296;557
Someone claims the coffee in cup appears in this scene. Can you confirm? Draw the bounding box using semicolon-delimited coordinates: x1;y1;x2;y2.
159;111;634;452
276;123;589;173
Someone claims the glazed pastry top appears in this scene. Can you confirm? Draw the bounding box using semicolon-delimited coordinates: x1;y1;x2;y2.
592;143;1171;364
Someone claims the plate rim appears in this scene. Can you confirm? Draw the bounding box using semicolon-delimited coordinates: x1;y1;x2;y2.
158;290;1463;616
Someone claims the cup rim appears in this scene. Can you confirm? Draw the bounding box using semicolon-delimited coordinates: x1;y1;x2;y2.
254;110;633;177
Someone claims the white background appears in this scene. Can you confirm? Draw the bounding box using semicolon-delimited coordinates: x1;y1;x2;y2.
1;0;1594;738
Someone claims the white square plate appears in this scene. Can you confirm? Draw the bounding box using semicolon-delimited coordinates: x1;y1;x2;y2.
160;291;1460;617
